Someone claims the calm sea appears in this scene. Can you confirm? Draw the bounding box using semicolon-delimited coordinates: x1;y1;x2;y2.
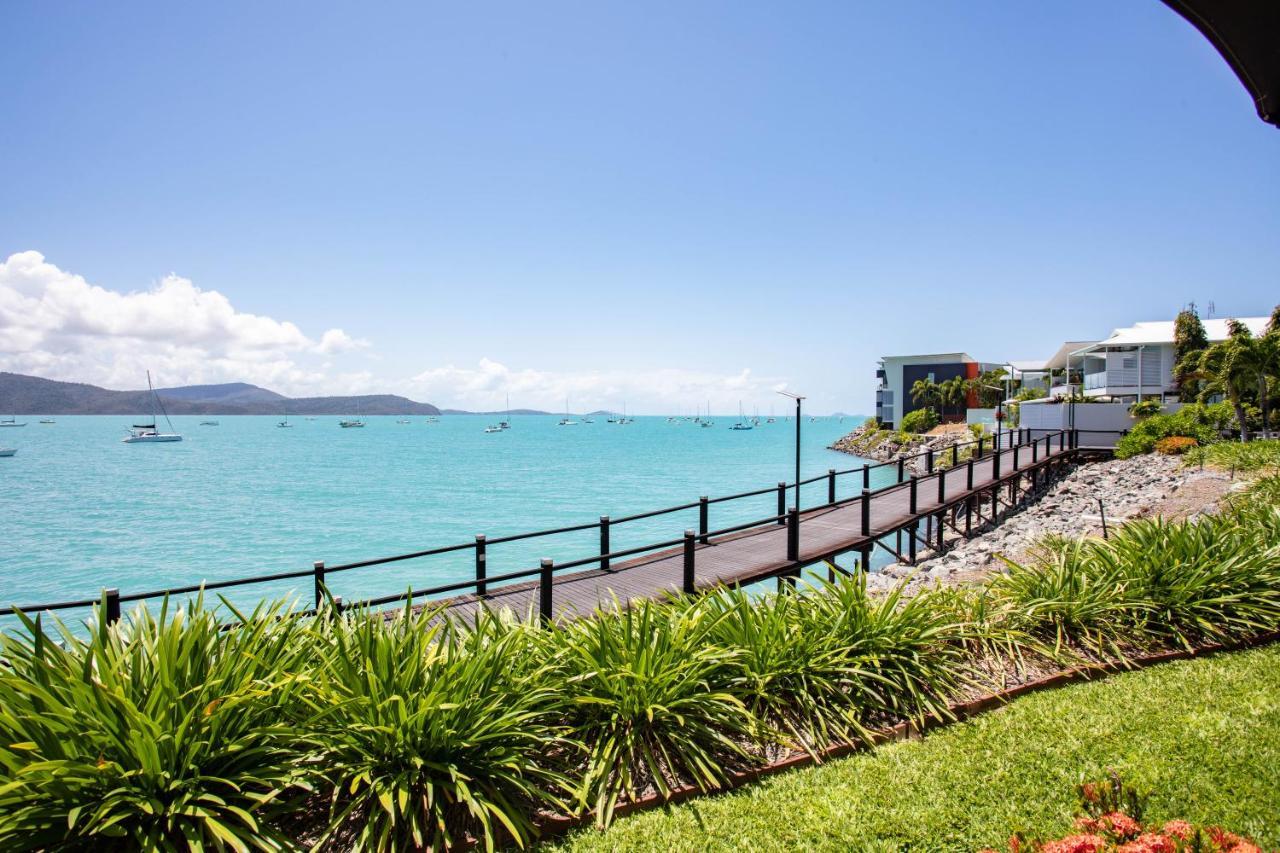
1;414;895;618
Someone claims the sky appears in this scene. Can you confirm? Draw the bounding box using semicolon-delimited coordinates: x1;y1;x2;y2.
1;1;1277;414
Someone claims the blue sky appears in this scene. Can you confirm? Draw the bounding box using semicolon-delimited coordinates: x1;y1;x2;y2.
1;1;1276;413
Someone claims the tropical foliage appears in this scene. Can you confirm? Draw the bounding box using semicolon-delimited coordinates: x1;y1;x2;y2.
1;477;1278;849
900;406;939;434
1114;402;1235;458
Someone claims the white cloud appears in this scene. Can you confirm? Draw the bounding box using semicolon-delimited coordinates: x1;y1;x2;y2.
314;328;369;354
406;358;787;413
0;251;797;412
0;251;369;393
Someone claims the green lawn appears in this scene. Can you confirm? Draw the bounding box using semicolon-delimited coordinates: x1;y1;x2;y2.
546;644;1280;852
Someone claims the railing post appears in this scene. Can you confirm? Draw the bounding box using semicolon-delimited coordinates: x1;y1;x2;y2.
474;536;487;596
977;435;985;458
937;466;946;504
599;518;610;571
1059;430;1065;451
862;463;870;490
908;522;917;564
1013;444;1020;471
698;498;709;543
683;530;696;594
860;545;871;573
331;595;343;615
787;507;800;562
967;457;974;491
951;444;959;467
909;475;918;515
104;588;121;625
992;443;1001;479
827;469;836;504
313;560;326;609
896;458;905;482
861;488;871;536
777;482;787;526
925;448;934;474
539;559;554;627
1032;438;1038;463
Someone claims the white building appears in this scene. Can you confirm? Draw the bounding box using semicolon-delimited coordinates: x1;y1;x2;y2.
1070;317;1269;402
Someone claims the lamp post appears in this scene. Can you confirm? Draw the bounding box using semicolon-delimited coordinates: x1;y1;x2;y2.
777;390;805;508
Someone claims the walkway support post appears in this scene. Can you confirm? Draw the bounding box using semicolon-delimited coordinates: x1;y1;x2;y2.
777;483;786;526
105;588;121;625
787;507;800;562
474;536;487;595
313;561;326;609
683;530;696;594
539;559;554;627
698;498;709;544
599;519;610;571
908;523;917;564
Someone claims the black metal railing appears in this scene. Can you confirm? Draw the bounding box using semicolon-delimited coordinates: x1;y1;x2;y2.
2;428;1081;626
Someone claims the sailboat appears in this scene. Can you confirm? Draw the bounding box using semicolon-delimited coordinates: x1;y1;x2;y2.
0;448;15;457
123;372;183;443
277;404;293;428
558;398;578;426
499;394;511;429
339;400;365;428
729;401;753;430
700;400;714;428
0;415;25;427
616;402;632;425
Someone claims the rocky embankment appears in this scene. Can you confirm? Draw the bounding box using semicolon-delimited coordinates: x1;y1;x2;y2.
830;421;975;474
867;453;1239;596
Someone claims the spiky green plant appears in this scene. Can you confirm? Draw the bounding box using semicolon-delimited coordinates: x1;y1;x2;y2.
700;586;857;756
303;604;569;852
0;596;314;851
801;574;972;729
548;597;754;827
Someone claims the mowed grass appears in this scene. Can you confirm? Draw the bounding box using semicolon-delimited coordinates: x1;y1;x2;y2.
546;644;1280;852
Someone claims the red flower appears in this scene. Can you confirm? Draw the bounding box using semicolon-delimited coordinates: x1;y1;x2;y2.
1160;821;1193;841
1040;834;1108;853
1098;812;1142;840
1117;834;1177;853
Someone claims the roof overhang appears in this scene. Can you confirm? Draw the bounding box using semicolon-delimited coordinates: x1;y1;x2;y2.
1161;0;1280;127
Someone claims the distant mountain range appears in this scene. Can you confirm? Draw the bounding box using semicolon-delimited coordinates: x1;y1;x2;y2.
0;373;443;416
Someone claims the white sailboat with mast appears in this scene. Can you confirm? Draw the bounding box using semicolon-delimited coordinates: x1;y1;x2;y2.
558;398;578;426
123;371;182;443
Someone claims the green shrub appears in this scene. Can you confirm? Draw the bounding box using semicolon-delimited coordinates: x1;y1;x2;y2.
305;605;568;851
548;598;754;827
1187;439;1280;473
900;408;939;434
0;597;313;851
1128;399;1163;419
1114;403;1227;458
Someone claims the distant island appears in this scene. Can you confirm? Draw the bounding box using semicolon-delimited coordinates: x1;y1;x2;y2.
0;372;454;416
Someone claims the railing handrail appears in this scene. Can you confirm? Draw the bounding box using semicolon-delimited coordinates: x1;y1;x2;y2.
1;429;1075;621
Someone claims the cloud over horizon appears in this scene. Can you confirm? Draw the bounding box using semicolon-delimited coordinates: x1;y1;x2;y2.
0;251;793;412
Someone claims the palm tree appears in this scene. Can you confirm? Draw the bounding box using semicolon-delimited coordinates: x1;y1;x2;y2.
1193;320;1260;441
910;378;941;418
940;376;968;422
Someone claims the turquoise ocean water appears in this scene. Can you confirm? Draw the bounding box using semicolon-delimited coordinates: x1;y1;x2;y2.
0;415;894;618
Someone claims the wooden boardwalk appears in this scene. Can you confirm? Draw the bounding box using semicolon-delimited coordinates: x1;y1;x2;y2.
437;439;1077;623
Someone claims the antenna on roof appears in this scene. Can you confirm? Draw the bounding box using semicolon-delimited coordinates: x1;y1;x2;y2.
1187;300;1197;315
1207;301;1216;319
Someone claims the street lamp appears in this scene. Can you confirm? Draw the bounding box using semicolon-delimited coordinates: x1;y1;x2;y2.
777;390;805;507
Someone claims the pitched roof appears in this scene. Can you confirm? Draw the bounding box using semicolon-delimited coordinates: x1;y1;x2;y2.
1073;317;1269;353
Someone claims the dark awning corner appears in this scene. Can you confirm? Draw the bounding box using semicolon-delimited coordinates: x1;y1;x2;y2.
1161;0;1280;127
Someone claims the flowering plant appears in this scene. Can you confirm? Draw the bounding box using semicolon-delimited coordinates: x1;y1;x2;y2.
981;774;1268;853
